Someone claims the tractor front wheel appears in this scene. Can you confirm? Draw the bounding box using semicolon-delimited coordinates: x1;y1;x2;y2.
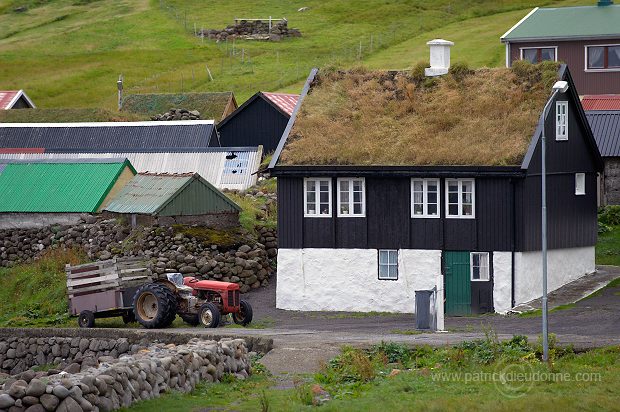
232;300;253;326
133;283;178;329
78;310;95;328
199;303;221;328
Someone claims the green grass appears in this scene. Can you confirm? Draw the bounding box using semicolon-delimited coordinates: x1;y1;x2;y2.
123;339;620;412
596;225;620;266
226;192;276;233
0;0;591;110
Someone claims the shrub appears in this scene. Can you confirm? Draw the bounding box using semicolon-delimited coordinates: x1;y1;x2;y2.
599;205;620;226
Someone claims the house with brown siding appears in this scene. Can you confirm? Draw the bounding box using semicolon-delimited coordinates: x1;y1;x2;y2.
501;1;620;95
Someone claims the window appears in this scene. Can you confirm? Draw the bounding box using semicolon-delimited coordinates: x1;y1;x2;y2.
446;179;475;218
304;178;332;217
521;47;556;63
556;101;568;141
411;179;440;218
337;178;365;217
220;152;249;184
575;173;586;195
378;250;398;280
586;45;620;70
470;252;490;281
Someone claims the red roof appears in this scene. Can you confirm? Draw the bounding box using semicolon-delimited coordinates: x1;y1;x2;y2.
262;92;299;116
582;95;620;111
0;90;35;110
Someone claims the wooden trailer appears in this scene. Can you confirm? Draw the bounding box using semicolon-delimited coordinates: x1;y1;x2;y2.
65;257;152;327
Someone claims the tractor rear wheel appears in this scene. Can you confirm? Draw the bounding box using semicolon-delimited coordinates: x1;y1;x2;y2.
78;310;95;328
133;283;178;329
232;300;253;326
199;303;221;328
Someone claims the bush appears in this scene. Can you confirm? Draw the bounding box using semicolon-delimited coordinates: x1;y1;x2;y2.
599;205;620;226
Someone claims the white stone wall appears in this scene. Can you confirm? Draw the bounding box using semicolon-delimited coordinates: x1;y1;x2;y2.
276;248;441;313
514;246;595;305
493;251;513;314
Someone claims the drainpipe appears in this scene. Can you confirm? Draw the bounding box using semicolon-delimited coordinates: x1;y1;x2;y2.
510;178;516;308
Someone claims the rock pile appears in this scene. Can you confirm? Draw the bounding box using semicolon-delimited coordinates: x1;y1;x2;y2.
0;337;250;411
199;19;301;42
0;221;277;292
151;108;201;121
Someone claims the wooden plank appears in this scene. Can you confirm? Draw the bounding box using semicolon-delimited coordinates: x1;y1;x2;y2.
66;267;118;280
67;273;120;287
65;259;115;273
68;282;119;296
118;269;150;277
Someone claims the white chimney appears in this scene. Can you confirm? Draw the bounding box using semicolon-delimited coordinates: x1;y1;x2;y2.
425;39;454;77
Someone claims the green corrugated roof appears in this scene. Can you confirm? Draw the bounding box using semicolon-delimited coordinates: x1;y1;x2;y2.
0;161;133;213
104;173;241;215
502;5;620;41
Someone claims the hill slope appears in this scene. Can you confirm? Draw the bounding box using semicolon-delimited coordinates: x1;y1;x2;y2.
0;0;588;110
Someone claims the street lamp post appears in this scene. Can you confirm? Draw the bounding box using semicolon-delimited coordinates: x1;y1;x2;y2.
540;80;569;362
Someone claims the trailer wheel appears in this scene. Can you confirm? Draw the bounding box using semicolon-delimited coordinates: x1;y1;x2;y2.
232;300;253;326
78;310;95;328
133;283;178;329
180;314;200;326
199;303;221;328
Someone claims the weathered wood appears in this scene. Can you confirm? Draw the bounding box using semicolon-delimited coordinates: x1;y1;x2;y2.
68;283;119;297
67;273;119;288
66;267;117;280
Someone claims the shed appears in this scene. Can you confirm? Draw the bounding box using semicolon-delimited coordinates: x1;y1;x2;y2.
121;92;237;122
0;90;36;110
0;159;136;229
104;173;241;228
214;92;299;153
586;110;620;204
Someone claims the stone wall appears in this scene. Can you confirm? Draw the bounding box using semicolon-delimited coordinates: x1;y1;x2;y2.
103;211;240;230
604;158;620;205
199;19;301;41
0;337;250;411
0;220;277;293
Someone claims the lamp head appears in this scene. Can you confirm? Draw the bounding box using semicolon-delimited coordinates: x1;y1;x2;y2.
552;81;569;93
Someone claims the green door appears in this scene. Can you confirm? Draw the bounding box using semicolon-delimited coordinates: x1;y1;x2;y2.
444;251;471;316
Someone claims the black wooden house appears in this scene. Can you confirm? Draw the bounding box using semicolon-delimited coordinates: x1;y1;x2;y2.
212;92;298;153
268;63;602;315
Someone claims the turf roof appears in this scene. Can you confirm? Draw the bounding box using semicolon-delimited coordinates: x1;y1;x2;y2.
121;92;235;121
279;61;560;167
0;108;145;123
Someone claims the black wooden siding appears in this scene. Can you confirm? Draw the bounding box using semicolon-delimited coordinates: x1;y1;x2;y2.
214;97;289;153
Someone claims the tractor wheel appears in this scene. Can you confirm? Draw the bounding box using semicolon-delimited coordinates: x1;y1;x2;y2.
78;310;95;328
180;314;200;326
133;283;178;329
199;303;221;328
232;300;253;326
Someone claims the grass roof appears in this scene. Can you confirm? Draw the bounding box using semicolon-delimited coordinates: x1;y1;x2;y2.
0;108;145;123
121;92;234;121
280;61;560;166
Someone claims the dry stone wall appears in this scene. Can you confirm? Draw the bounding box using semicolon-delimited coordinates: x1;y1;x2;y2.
0;337;250;412
0;220;277;293
199;19;301;41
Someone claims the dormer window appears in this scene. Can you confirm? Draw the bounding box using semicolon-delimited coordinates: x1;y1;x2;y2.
556;101;568;141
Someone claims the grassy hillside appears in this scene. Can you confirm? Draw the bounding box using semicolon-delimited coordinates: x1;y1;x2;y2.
0;0;588;110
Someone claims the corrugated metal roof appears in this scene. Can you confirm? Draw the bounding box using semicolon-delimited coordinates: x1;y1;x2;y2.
582;95;620;111
502;5;620;41
104;173;240;215
0;121;215;152
0;91;20;110
262;92;299;116
0;160;133;213
586;110;620;157
0;147;262;190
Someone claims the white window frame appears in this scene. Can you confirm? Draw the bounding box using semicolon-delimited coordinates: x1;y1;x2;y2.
378;249;398;281
411;178;441;218
445;179;475;219
470;252;490;282
337;178;366;217
575;173;586;196
556;101;568;141
304;178;332;218
584;44;620;73
519;46;558;63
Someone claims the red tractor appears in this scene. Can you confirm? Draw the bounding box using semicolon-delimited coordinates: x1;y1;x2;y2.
132;273;253;329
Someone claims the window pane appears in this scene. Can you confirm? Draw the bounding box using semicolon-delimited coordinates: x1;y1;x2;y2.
427;204;437;215
462;204;473;216
448;182;459;193
388;265;398;279
523;48;538;63
413;181;423;192
320;181;330;191
353;203;362;214
427;192;437;204
449;204;458;215
540;48;555;61
588;46;605;69
379;264;389;278
379;251;388;264
307;180;316;192
448;193;458;204
320;203;330;215
413;192;423;204
320;191;329;203
340;191;349;204
413;204;423;215
472;253;480;267
428;181;438;192
307;205;316;214
388;251;397;264
307;191;316;204
462;192;472;204
472;266;480;280
610;46;620;68
340;204;350;214
462;181;472;193
353;180;362;191
353;191;362;203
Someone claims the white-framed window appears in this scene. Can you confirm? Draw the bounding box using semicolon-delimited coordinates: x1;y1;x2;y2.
575;173;586;195
556;101;568;141
411;178;440;218
470;252;490;281
446;179;475;218
520;47;557;64
585;44;620;71
337;178;365;217
304;178;332;217
378;250;398;280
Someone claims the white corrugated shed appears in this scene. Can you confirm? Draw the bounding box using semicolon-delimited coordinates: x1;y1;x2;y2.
0;148;262;191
